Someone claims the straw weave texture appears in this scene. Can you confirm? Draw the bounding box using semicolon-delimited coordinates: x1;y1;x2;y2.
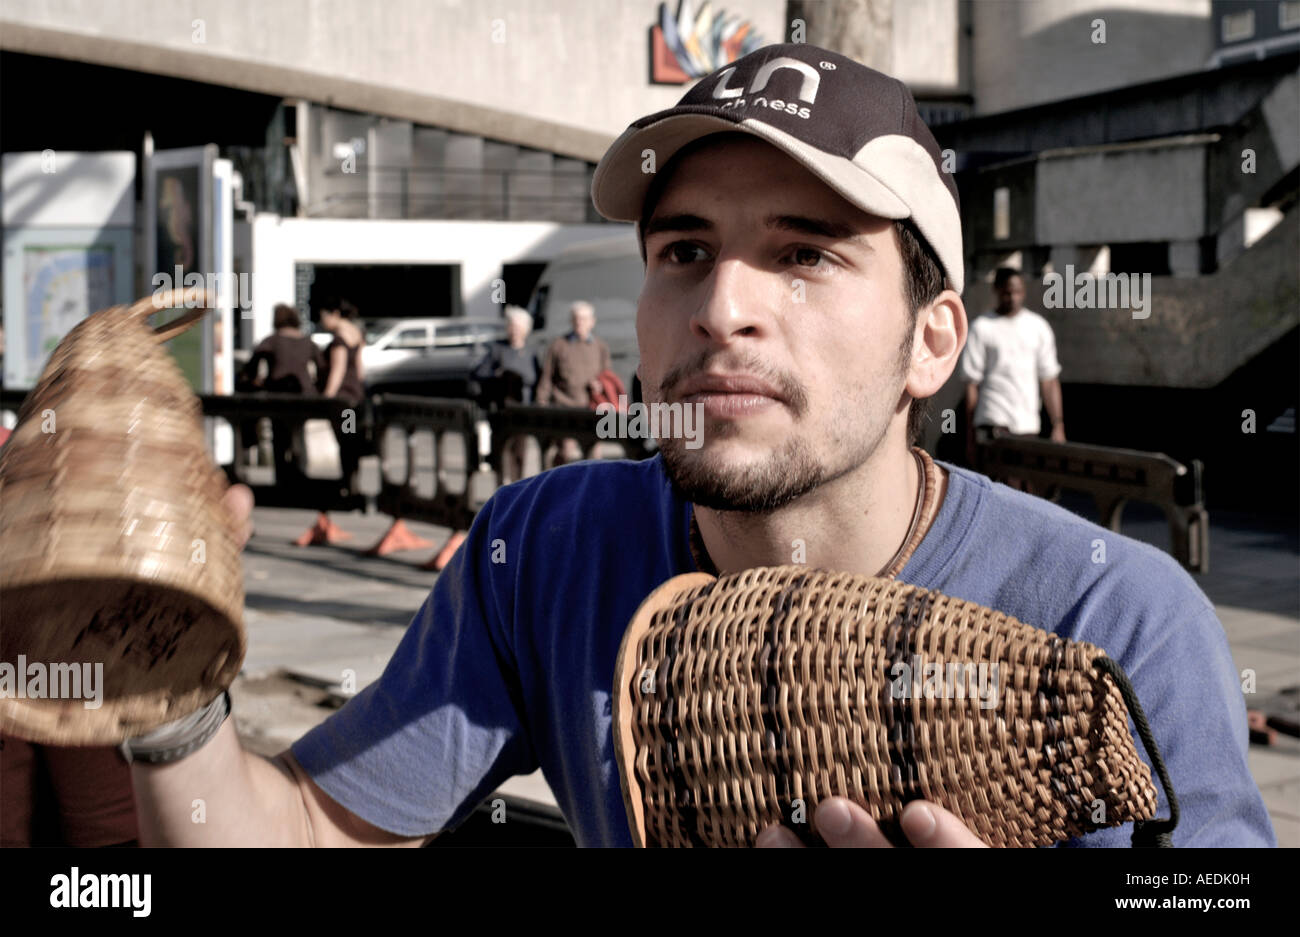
614;566;1158;847
0;289;245;745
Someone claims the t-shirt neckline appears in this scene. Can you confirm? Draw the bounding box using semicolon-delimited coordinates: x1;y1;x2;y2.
674;456;983;585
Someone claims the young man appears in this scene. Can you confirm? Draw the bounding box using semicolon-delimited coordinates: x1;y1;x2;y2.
127;44;1273;848
962;267;1066;465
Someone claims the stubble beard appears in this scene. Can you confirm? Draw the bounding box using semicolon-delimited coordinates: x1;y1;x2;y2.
660;427;827;512
655;336;910;514
659;408;890;513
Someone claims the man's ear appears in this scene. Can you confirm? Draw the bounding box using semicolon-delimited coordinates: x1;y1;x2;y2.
904;289;967;400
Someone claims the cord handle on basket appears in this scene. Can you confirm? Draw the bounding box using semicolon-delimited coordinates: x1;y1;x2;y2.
1092;655;1180;847
125;287;217;344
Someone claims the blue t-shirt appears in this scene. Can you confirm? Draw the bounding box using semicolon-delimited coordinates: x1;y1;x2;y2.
291;455;1275;847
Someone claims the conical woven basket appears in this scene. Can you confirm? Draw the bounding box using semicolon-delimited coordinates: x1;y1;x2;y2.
613;566;1162;848
0;288;245;746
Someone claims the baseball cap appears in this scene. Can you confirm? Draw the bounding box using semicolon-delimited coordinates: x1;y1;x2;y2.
591;42;964;294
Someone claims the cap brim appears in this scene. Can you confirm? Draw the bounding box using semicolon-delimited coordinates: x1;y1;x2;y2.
591;112;911;225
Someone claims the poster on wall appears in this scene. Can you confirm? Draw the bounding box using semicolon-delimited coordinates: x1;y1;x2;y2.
145;145;216;393
1;151;136;390
2;231;134;389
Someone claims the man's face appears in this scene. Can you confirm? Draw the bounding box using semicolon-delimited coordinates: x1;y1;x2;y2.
637;136;916;512
572;307;595;340
994;275;1024;315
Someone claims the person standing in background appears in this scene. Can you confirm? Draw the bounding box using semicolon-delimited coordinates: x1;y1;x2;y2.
295;294;366;546
240;303;325;476
536;301;610;464
536;301;610;408
243;303;324;395
962;267;1065;491
469;306;541;408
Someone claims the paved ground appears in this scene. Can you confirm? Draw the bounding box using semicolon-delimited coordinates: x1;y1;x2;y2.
1060;495;1300;847
230;488;1300;846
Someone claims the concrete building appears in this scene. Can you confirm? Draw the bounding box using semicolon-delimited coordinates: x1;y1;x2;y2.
2;0;1296;506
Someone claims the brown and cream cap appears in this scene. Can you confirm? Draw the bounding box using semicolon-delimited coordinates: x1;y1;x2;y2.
592;42;964;293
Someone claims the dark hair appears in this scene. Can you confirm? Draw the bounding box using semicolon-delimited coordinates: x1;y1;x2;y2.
309;288;359;322
993;266;1023;288
273;303;301;330
895;218;946;447
636;133;947;447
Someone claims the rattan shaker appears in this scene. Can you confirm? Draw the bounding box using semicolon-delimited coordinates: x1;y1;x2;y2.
0;288;245;746
613;566;1178;848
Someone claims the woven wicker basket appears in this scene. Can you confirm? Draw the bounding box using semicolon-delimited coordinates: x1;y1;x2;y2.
0;288;245;746
613;566;1164;848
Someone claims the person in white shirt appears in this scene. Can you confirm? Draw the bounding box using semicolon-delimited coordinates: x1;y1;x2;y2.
961;268;1066;485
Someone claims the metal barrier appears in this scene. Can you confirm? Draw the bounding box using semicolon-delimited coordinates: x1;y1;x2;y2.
489;403;653;484
3;385;1208;573
976;436;1209;573
200;393;370;512
372;394;483;530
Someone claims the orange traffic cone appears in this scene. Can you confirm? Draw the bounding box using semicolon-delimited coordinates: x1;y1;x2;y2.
364;519;433;556
421;530;467;571
293;511;353;546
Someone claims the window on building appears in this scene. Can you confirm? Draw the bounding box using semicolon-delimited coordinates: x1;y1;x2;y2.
1281;1;1300;29
993;187;1010;241
1108;242;1171;277
1222;9;1255;42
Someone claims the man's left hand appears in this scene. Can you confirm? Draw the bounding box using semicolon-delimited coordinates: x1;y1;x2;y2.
1050;423;1066;443
755;797;989;848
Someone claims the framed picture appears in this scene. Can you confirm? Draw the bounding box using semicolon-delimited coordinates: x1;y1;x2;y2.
145;145;216;392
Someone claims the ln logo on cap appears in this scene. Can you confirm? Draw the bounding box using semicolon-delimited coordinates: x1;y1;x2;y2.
595;42;966;294
711;56;821;105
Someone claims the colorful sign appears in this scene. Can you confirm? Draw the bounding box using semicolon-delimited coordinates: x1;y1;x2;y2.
650;1;763;84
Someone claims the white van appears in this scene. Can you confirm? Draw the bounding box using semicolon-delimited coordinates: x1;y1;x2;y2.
527;230;644;396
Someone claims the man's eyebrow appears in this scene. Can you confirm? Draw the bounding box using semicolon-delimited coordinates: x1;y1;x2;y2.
765;214;869;244
643;213;713;238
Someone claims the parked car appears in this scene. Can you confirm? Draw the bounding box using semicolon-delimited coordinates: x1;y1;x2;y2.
364;340;502;398
527;231;643;395
309;317;506;374
308;317;506;396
